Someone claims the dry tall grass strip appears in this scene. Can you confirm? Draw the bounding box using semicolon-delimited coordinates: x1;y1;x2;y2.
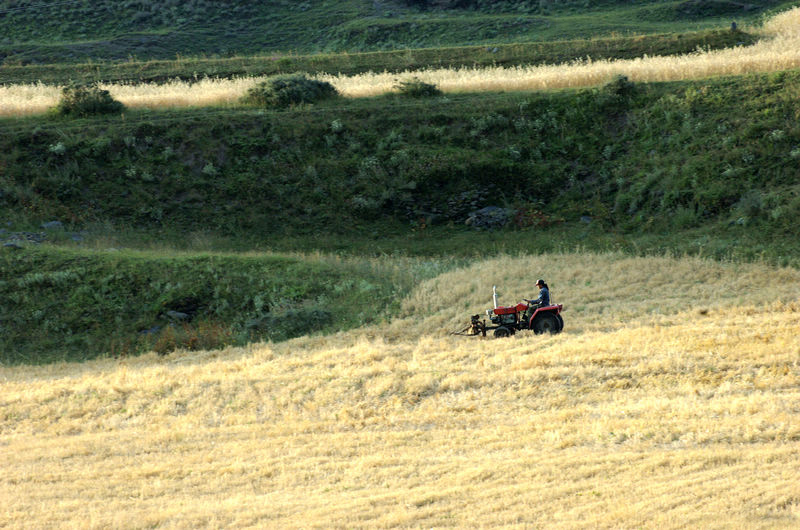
1;8;800;117
328;7;800;98
2;252;800;528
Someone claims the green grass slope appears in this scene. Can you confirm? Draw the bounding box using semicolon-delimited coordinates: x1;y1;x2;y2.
0;0;785;64
2;71;799;251
0;247;440;364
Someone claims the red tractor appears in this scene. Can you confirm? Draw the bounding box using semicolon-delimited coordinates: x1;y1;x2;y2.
459;286;564;338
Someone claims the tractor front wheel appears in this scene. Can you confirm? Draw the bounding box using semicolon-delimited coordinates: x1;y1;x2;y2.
532;313;560;334
494;326;512;338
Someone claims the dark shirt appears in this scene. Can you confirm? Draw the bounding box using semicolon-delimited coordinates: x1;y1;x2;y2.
531;287;550;307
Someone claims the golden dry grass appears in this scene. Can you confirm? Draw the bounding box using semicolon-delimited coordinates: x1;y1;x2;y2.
1;8;800;117
326;7;800;98
2;252;800;528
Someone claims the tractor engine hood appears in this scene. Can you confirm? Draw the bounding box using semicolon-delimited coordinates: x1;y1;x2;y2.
493;303;528;315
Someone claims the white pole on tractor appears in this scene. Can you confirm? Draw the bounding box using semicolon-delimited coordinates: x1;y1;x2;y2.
493;285;498;309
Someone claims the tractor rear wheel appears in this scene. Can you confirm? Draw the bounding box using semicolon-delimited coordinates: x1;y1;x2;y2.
532;313;560;334
494;326;511;338
556;314;564;332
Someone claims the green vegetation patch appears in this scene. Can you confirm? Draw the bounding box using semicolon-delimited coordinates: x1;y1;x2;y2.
395;77;442;98
0;247;405;364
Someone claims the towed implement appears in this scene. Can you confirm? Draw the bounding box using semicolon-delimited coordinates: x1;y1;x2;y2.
454;286;564;338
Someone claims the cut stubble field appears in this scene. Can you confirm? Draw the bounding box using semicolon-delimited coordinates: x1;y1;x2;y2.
2;253;800;528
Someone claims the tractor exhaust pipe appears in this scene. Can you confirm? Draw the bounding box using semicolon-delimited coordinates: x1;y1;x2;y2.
493;285;498;309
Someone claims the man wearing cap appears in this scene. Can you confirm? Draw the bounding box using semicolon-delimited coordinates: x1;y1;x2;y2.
527;279;550;308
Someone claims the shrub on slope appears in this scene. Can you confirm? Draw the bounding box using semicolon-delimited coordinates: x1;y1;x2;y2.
242;74;338;108
55;83;125;117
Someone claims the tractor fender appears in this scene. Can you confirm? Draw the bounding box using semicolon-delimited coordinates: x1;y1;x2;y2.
527;304;564;333
528;304;562;318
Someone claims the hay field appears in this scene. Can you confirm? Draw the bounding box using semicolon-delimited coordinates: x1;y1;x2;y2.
1;8;799;117
2;252;800;528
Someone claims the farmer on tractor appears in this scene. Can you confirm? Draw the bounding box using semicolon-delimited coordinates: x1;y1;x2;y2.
453;283;564;338
526;279;550;308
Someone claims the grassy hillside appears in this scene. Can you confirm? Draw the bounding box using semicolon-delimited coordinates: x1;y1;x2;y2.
0;0;785;64
3;70;800;247
3;253;800;527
